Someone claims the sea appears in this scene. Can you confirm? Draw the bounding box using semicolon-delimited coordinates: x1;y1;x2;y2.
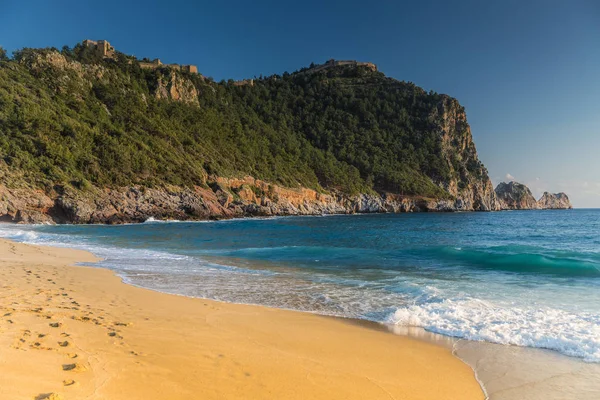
1;210;599;398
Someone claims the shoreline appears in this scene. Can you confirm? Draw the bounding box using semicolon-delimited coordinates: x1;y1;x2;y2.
0;238;484;399
0;207;576;226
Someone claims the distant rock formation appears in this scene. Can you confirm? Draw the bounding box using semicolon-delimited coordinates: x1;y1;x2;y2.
495;182;572;210
537;192;573;209
495;181;539;210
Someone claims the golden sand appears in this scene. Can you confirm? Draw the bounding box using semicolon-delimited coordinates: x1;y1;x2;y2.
0;239;483;400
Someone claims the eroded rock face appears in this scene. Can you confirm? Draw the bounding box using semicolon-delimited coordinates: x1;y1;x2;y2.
0;186;55;224
0;176;489;225
495;181;539;210
537;192;573;209
0;175;574;224
430;97;500;212
154;71;199;106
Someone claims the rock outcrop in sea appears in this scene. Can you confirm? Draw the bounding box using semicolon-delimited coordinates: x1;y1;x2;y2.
537;192;573;209
495;181;539;210
495;182;572;210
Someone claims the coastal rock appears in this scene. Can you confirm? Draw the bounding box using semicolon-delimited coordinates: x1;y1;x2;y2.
537;192;572;209
0;175;573;224
430;97;501;212
495;181;539;210
0;186;55;224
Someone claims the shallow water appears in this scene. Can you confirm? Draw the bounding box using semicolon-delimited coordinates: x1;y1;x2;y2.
2;210;600;395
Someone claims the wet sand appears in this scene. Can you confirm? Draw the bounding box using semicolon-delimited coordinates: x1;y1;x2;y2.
0;239;483;400
385;324;600;400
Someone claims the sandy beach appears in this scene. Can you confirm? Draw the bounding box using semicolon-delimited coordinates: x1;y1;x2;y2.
0;238;483;400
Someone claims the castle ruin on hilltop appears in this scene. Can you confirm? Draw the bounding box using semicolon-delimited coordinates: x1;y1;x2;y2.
307;59;378;74
83;39;115;59
83;39;198;74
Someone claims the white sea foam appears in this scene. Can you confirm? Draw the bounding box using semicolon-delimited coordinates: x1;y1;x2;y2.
388;297;600;362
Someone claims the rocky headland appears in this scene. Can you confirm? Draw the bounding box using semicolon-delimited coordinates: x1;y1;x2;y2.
0;41;571;224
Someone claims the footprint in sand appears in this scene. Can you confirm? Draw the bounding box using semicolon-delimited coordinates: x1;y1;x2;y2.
58;341;70;347
63;379;76;386
34;393;63;400
62;363;86;372
49;322;61;328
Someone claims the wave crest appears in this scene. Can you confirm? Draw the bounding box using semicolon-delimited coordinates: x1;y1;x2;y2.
388;297;600;362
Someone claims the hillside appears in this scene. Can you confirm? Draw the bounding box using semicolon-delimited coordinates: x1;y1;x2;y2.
0;42;500;223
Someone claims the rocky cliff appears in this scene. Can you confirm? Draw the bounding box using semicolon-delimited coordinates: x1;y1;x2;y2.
0;176;480;224
537;192;573;209
429;97;500;211
154;69;199;105
495;182;572;210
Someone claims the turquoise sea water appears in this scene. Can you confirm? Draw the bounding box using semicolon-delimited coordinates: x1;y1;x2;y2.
2;210;599;362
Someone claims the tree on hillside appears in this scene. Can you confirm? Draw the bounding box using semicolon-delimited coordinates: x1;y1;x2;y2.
0;46;8;61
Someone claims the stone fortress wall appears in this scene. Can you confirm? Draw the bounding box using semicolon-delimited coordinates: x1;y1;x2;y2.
307;59;378;74
84;39;198;74
138;58;198;74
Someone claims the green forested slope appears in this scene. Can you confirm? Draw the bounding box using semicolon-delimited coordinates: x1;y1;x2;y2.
0;43;489;200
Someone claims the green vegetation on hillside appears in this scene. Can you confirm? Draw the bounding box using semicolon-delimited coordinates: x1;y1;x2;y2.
0;43;488;199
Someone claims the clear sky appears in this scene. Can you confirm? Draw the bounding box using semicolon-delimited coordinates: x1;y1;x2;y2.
2;0;599;207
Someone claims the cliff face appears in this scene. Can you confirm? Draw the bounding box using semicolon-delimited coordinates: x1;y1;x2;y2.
154;70;199;105
495;182;573;210
431;97;500;211
537;192;573;209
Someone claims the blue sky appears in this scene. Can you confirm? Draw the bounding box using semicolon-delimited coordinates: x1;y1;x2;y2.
2;0;599;207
